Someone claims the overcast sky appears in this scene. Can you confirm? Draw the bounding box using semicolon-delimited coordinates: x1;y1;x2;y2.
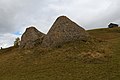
0;0;120;48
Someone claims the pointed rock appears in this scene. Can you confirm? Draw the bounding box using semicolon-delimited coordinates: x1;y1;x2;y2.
41;16;89;47
20;26;45;49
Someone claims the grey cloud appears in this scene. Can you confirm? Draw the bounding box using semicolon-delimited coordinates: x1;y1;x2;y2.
0;0;120;34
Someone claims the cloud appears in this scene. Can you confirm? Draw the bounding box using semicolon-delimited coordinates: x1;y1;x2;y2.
0;0;120;47
0;33;20;48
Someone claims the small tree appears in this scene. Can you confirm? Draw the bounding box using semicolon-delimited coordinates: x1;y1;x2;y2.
14;37;20;47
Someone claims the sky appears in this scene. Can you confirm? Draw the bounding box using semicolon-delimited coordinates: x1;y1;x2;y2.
0;0;120;48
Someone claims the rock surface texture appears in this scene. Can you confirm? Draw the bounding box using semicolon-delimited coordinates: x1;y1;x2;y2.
20;27;45;49
41;16;89;47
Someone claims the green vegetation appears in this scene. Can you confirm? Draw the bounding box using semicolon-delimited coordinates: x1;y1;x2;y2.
0;27;120;80
14;37;20;47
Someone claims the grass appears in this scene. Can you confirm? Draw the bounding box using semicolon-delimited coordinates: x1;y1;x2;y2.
0;27;120;80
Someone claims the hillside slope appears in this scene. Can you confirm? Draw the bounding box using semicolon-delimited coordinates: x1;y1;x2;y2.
0;27;120;80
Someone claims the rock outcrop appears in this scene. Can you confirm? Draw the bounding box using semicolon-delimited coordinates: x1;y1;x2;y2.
108;23;119;28
20;27;45;49
41;16;89;47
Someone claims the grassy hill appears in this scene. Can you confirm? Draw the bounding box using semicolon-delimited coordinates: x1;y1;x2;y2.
0;27;120;80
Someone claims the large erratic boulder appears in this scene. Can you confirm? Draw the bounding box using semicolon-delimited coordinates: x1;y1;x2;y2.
20;27;45;49
41;16;89;47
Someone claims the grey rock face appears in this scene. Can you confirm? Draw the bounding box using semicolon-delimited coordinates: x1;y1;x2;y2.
41;16;89;47
20;27;45;49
